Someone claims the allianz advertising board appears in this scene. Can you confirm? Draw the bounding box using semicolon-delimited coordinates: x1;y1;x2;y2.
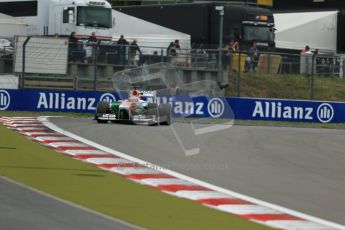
0;89;344;124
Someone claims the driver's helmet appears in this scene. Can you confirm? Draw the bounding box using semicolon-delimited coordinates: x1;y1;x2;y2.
129;90;140;102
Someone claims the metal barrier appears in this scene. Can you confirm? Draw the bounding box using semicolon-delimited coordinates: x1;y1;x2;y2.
2;36;345;101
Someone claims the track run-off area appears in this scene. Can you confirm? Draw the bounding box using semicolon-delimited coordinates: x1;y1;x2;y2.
1;116;345;230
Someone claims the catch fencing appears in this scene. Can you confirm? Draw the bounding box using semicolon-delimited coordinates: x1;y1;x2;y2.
1;36;345;101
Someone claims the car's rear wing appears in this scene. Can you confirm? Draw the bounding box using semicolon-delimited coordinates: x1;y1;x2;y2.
140;90;156;98
141;90;157;103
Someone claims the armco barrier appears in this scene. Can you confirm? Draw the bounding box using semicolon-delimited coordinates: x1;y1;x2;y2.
0;89;344;123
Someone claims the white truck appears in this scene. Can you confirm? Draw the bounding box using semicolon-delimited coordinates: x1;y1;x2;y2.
0;0;114;39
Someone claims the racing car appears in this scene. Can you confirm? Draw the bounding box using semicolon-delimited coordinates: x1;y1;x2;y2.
95;89;172;125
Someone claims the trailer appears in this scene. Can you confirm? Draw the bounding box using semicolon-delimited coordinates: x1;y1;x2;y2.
0;13;26;39
0;0;114;39
274;11;339;53
112;9;191;55
114;2;275;49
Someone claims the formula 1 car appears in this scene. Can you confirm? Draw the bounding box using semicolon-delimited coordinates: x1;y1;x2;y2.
95;90;172;125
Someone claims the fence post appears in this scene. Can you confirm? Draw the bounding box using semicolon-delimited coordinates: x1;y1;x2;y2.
237;50;241;97
331;57;335;77
217;48;223;88
20;36;32;89
126;45;129;66
310;54;315;100
343;59;345;79
93;44;97;91
267;52;271;74
74;74;77;91
195;50;198;68
161;48;164;63
217;6;224;88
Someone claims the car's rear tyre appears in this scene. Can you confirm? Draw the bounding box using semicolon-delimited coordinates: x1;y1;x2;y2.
147;103;158;109
96;101;110;123
145;103;158;116
159;104;172;125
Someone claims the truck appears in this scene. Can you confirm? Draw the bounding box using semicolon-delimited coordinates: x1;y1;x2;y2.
114;2;275;49
0;0;114;39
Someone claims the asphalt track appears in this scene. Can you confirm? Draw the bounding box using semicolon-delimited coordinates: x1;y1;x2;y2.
50;117;345;226
0;177;141;230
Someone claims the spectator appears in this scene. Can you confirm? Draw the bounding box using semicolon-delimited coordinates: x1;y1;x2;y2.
301;45;312;55
68;31;80;62
167;40;180;63
129;40;142;66
53;33;59;38
223;39;239;75
245;40;260;72
117;34;128;45
151;50;161;64
117;35;129;65
167;42;175;56
300;45;314;74
168;81;180;96
174;39;180;49
87;32;98;46
69;32;78;46
85;32;98;63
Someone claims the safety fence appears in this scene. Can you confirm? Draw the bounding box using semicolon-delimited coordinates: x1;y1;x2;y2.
1;36;345;101
65;40;345;78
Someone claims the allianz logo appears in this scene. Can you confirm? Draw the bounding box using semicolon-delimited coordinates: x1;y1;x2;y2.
0;90;10;110
252;101;334;123
37;92;105;110
150;97;225;118
36;93;118;110
36;92;119;110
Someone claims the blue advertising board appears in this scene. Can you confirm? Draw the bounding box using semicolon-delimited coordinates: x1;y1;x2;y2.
0;89;122;113
0;88;344;123
227;97;343;124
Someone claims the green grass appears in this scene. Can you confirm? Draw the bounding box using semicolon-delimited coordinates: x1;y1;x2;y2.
226;73;345;102
234;119;345;129
0;123;271;230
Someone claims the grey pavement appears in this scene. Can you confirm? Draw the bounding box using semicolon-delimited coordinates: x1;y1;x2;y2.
50;117;345;225
0;177;142;230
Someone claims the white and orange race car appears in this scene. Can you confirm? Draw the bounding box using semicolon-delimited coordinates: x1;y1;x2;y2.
95;89;172;125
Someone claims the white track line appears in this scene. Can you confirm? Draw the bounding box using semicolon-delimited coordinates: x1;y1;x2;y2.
40;117;345;230
139;178;194;186
172;191;232;200
64;150;110;156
